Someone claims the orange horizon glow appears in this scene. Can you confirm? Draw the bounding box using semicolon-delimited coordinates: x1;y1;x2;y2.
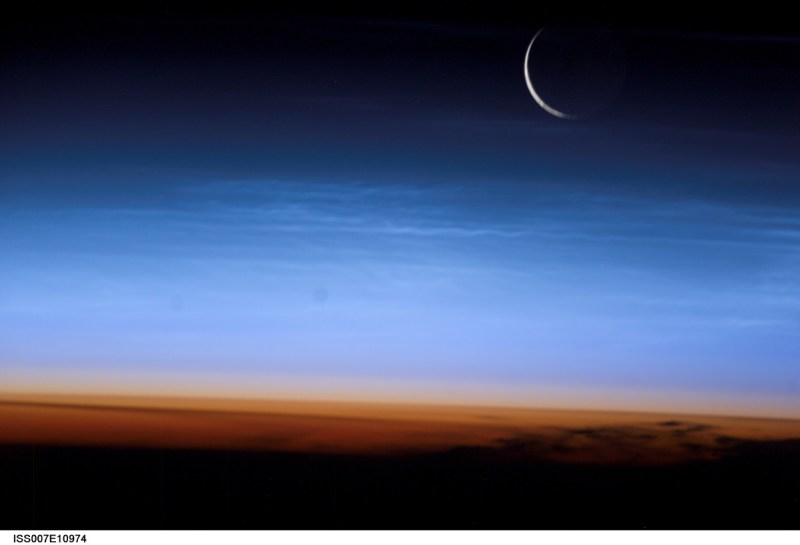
2;366;799;420
2;386;800;466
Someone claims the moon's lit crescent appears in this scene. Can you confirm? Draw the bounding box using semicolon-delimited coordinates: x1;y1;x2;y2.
524;29;578;120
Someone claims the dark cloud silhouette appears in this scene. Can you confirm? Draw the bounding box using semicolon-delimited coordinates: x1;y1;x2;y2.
2;396;800;529
1;396;798;467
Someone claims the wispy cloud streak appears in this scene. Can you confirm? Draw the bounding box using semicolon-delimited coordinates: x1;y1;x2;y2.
1;178;798;396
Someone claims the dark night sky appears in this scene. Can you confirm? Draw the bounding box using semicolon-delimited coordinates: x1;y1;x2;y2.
1;3;799;414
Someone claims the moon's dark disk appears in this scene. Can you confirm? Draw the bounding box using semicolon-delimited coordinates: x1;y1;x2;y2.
525;27;626;119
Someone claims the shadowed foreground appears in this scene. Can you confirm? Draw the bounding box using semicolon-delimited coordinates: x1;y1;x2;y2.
1;394;799;528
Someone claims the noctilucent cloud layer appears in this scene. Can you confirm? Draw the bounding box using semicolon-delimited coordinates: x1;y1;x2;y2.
1;12;799;408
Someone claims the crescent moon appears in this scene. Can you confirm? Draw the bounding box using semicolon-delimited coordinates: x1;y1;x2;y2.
524;29;578;121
